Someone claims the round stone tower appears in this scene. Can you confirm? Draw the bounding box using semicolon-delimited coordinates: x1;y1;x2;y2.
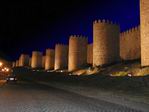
12;62;16;68
68;35;88;71
55;44;68;70
16;60;19;67
93;20;120;66
140;0;149;66
45;49;55;70
31;51;42;69
19;54;30;67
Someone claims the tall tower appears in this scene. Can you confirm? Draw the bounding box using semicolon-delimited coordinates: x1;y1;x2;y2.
31;51;42;69
68;35;88;71
45;49;55;70
93;20;120;66
19;54;30;67
140;0;149;66
55;44;68;70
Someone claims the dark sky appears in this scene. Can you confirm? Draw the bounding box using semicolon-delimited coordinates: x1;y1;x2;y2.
0;0;140;61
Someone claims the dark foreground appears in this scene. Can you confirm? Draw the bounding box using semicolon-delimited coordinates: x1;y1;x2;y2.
0;81;144;112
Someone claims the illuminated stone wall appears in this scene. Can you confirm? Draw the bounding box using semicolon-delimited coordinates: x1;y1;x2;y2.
68;35;88;71
93;20;120;66
42;56;45;68
45;49;55;70
120;26;140;60
87;43;93;64
19;54;30;67
12;62;16;67
31;51;42;68
16;60;19;67
140;0;149;66
55;44;68;70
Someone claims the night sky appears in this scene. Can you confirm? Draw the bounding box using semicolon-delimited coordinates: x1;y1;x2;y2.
0;0;140;61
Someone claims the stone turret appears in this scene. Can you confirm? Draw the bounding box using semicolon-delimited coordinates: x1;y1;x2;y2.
55;44;68;70
140;0;149;66
18;54;30;67
45;49;55;70
68;35;88;71
16;60;19;67
93;19;120;66
31;51;42;69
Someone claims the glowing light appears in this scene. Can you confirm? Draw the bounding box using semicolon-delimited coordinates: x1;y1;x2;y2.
128;73;132;77
2;69;5;72
6;68;9;72
0;62;3;67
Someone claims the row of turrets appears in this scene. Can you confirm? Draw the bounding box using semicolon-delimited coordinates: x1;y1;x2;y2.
13;20;141;71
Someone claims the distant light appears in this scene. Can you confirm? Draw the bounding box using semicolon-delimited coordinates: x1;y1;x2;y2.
110;74;113;76
2;69;5;72
0;62;3;67
69;73;72;75
6;68;9;72
128;73;132;77
47;70;52;72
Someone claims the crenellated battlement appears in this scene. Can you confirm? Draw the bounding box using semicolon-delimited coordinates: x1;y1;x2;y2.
120;26;140;38
93;19;119;26
55;44;68;48
69;35;88;41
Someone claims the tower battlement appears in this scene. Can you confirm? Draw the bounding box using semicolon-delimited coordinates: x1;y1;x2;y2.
93;19;119;27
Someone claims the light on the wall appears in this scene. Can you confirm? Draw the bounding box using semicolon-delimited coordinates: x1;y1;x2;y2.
0;62;3;67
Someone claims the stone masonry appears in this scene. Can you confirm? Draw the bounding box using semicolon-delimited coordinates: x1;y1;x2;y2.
31;51;42;69
87;43;93;64
93;20;120;66
45;49;55;70
120;26;141;60
140;0;149;66
55;44;68;70
68;35;88;71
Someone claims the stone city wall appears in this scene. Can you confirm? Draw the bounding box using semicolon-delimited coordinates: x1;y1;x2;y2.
140;0;149;66
120;26;140;61
87;43;93;64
